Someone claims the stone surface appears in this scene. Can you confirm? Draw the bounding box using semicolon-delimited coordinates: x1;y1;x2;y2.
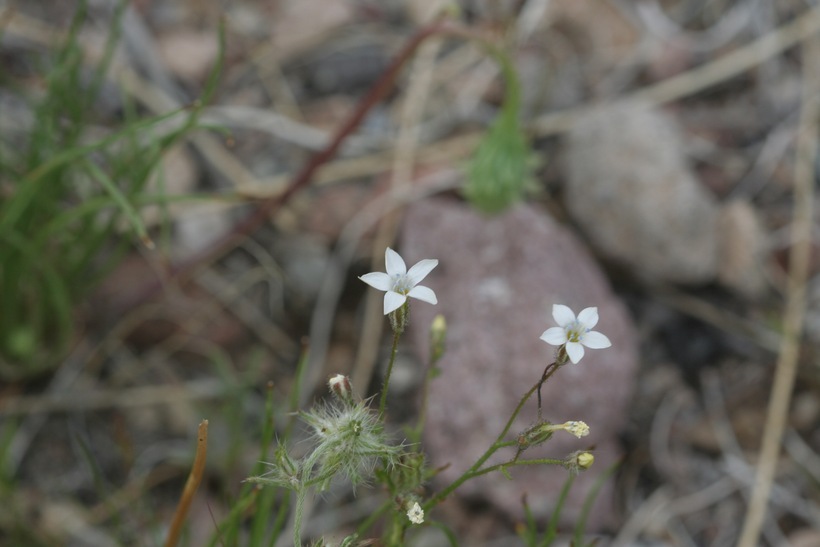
716;200;768;298
400;198;638;530
157;29;219;83
270;0;353;63
565;101;721;285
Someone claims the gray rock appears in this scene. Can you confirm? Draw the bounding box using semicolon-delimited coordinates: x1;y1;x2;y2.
400;198;638;531
716;200;768;298
565;101;721;284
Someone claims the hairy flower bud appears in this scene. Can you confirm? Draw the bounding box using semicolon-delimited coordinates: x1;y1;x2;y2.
328;374;354;404
564;450;595;475
301;400;401;491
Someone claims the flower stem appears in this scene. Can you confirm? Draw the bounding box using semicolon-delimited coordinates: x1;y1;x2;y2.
423;373;549;511
537;358;563;419
412;366;435;443
379;326;402;418
293;486;307;547
462;456;566;481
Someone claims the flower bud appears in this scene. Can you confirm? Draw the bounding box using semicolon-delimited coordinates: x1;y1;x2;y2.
519;420;589;448
429;314;447;362
564;450;595;475
577;451;594;469
328;374;354;404
561;420;590;439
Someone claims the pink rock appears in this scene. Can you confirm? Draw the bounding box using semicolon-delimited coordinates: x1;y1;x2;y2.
400;198;638;531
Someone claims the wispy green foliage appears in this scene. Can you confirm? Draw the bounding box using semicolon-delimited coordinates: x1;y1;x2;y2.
464;47;532;214
0;1;223;378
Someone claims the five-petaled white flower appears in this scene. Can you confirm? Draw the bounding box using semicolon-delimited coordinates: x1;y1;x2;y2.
540;305;611;364
360;248;438;315
407;501;424;524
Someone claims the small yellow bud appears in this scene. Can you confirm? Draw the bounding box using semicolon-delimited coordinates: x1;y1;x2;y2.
431;314;446;337
430;314;447;362
563;450;595;474
577;452;594;469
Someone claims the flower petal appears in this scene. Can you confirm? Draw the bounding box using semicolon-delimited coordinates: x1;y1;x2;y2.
581;330;611;349
577;307;599;329
359;272;392;291
540;327;568;346
552;304;576;327
408;285;437;305
565;342;585;364
384;291;406;314
406;259;438;285
385;247;407;276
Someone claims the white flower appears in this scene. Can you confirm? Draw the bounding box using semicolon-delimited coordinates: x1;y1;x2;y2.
540;304;611;364
407;501;424;524
359;248;438;315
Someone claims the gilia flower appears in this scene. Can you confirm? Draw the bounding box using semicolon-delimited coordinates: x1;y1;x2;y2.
406;501;424;524
540;304;611;364
360;248;438;314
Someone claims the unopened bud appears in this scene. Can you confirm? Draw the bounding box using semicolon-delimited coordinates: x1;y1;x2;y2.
562;420;589;439
564;450;595;475
328;374;353;404
577;452;594;469
430;314;447;362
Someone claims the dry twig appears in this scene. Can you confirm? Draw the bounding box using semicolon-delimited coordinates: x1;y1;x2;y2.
737;29;820;547
352;3;446;397
165;420;209;547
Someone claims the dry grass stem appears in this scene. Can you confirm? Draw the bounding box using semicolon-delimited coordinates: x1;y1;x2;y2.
352;9;445;397
165;419;209;547
737;31;820;547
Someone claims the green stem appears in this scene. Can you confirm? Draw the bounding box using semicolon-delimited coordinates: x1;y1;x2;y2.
412;366;435;443
378;327;402;418
293;486;307;547
462;456;566;482
423;372;548;511
537;357;564;418
412;324;446;442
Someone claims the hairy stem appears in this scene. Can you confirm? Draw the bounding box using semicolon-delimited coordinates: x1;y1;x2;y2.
292;486;307;547
379;327;402;417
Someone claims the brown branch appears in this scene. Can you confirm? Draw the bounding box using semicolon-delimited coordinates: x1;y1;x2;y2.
165;420;209;547
124;19;457;310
